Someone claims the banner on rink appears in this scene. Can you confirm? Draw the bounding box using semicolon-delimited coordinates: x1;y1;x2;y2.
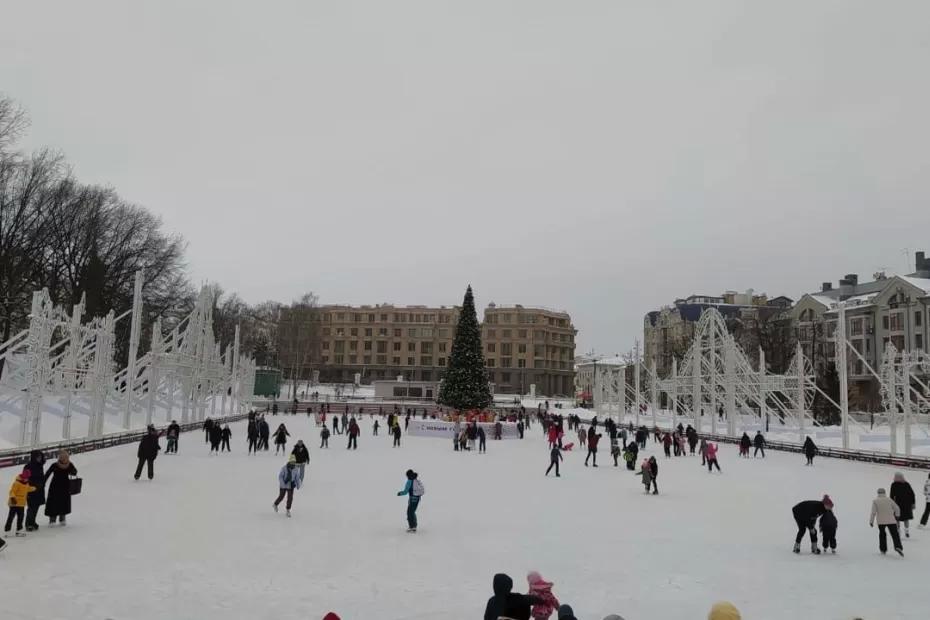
407;419;520;440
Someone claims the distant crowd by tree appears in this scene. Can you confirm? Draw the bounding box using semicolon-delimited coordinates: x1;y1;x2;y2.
0;94;321;379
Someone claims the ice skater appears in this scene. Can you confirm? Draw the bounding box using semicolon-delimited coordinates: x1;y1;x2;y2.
739;433;751;458
870;487;903;556
637;459;653;494
5;469;35;537
584;431;600;467
392;423;402;448
273;423;290;455
273;456;301;517
373;419;380;436
478;425;487;453
526;571;559;620
920;473;930;528
291;440;310;483
545;445;563;477
166;420;180;454
705;441;721;472
396;469;424;532
247;419;259;454
699;438;708;465
134;424;161;481
45;450;76;525
753;431;766;458
347;417;360;450
258;417;270;451
819;499;838;553
320;425;330;448
889;472;916;538
662;433;673;458
578;427;587;448
803;436;817;465
792;496;831;554
209;422;222;453
23;450;45;532
221;424;232;452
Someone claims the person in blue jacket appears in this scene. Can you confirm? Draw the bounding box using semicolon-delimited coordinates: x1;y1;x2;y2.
273;456;302;517
396;469;423;532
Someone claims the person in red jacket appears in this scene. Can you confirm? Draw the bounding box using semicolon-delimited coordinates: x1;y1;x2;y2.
705;442;721;472
662;433;673;458
584;432;601;467
346;417;360;450
547;425;560;450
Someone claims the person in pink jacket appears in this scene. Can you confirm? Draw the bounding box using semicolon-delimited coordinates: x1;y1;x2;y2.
705;442;721;472
527;571;559;620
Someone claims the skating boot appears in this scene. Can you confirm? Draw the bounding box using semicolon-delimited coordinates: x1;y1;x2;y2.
273;503;278;513
406;528;417;533
15;531;26;537
286;509;291;518
811;544;821;555
792;543;800;554
830;548;836;554
905;528;910;538
0;538;6;553
895;547;904;557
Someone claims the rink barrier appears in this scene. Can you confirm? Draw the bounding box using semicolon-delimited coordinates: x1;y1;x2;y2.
0;413;250;470
577;417;930;471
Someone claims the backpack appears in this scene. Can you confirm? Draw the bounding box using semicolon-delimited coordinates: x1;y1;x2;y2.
412;478;425;497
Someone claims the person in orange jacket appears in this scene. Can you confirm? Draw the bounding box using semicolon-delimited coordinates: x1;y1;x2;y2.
6;469;37;537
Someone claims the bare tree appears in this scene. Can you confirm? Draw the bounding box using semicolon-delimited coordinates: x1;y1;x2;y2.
277;293;321;399
0;94;28;154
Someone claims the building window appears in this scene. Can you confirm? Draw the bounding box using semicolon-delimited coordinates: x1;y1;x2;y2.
349;341;358;351
379;327;388;336
892;335;905;350
487;329;496;338
408;342;416;352
438;357;446;366
394;328;402;337
335;328;345;337
501;343;512;355
364;341;372;351
377;341;387;353
501;357;512;367
486;358;496;367
323;327;331;336
518;344;527;354
890;313;904;332
393;342;401;351
421;356;432;366
917;334;924;350
392;356;400;365
380;314;388;322
363;355;371;364
421;342;433;354
916;311;923;327
882;315;890;330
502;329;511;338
439;328;448;338
322;342;330;350
376;355;387;365
334;341;345;353
488;343;496;353
407;357;415;366
322;356;329;364
850;319;863;336
518;329;527;338
334;355;344;364
365;328;372;337
368;313;375;322
518;359;526;368
439;342;447;352
349;355;357;364
422;328;433;338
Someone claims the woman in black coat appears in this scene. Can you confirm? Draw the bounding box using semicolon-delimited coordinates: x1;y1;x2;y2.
890;471;917;538
803;436;817;465
45;449;77;525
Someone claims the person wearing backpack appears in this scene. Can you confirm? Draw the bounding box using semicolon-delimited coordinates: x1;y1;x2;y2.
397;469;424;532
273;456;302;517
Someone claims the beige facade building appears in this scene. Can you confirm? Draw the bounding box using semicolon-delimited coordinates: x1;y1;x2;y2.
316;303;576;396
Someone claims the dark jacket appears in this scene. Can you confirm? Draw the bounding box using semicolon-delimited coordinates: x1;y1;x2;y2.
803;437;817;456
274;427;290;444
167;422;181;439
477;427;486;441
209;425;223;443
138;433;161;459
753;433;765;447
259;420;270;438
483;573;542;620
648;456;658;478
890;481;916;521
44;461;77;517
550;447;563;462
25;450;46;505
221;427;232;440
819;510;838;535
793;500;827;523
292;444;310;464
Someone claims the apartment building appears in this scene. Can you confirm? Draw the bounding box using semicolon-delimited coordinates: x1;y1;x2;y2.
789;253;930;408
481;304;577;397
316;303;577;397
644;290;793;378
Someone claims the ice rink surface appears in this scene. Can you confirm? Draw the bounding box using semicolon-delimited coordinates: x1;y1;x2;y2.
3;416;928;620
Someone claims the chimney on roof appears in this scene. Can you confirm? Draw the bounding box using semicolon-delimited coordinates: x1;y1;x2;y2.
917;251;928;271
821;282;833;292
844;274;858;286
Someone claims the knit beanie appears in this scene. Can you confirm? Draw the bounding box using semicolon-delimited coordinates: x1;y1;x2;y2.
322;613;341;620
557;604;576;619
822;494;833;509
708;601;741;620
877;488;886;495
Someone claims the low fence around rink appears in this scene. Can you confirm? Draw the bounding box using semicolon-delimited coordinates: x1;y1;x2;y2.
0;412;251;470
575;416;930;471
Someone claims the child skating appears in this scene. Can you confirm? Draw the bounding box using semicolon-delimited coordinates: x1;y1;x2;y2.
6;469;36;537
527;571;559;620
273;456;301;517
819;498;838;553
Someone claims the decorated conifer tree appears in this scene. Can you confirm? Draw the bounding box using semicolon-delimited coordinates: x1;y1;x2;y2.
437;285;492;411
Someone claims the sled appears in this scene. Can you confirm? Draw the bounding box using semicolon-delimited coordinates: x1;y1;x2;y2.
562;442;575;451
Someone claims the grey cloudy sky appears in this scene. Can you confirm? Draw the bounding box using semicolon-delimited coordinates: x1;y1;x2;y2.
3;1;929;355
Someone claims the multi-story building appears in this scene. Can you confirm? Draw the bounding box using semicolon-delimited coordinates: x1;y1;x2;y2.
481;304;576;397
644;290;793;378
788;252;930;408
574;355;625;402
315;303;577;396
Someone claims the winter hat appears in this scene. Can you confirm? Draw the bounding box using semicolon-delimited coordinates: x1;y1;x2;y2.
894;471;905;482
527;571;551;587
822;494;834;509
322;613;341;620
708;601;741;620
603;616;626;620
19;468;31;479
287;455;297;464
557;604;576;619
877;488;886;495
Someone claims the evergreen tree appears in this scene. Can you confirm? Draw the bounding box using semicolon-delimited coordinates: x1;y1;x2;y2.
438;285;492;411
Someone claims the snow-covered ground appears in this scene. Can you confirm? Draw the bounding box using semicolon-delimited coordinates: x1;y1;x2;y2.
3;416;928;619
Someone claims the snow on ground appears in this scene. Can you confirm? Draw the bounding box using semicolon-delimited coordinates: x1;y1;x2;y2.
3;416;929;620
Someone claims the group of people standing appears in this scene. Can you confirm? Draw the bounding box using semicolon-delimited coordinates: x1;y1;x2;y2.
2;449;77;552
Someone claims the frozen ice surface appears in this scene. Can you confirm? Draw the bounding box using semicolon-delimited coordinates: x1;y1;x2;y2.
2;416;928;619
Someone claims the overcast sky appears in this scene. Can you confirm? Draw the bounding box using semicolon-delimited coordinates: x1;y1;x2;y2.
3;1;929;355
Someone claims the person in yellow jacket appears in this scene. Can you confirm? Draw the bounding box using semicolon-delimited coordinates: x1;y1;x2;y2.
6;469;37;537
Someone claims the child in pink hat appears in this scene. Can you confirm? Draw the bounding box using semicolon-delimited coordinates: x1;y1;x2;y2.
527;571;559;620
